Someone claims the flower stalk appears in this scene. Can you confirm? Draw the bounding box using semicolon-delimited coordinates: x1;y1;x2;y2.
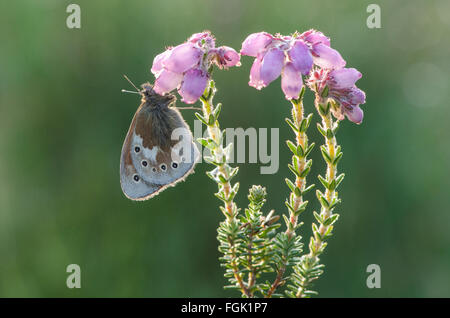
199;85;237;221
284;88;315;238
293;97;344;298
265;88;315;298
197;80;249;296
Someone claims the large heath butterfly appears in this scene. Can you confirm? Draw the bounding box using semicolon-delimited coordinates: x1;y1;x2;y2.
120;78;199;200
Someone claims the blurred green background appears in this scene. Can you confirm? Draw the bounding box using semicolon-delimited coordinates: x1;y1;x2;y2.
0;0;449;297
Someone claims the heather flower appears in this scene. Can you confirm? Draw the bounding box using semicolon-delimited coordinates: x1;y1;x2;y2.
240;32;274;57
151;31;240;104
240;30;346;100
298;29;346;69
308;67;366;124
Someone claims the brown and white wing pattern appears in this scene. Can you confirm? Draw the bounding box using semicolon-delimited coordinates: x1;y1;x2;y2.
120;106;162;200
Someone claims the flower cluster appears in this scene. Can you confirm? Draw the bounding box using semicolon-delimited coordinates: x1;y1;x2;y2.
240;30;345;100
150;29;366;122
307;68;366;124
151;31;240;104
240;29;366;124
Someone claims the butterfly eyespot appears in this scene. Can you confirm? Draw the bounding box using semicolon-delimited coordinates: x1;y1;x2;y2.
152;167;157;172
133;174;140;182
134;146;140;153
181;157;186;162
172;162;178;169
141;160;148;167
160;164;167;171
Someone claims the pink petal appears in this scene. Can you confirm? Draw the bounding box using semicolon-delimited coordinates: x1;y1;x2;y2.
281;62;303;100
179;69;209;104
249;56;263;89
163;42;203;73
288;40;313;75
189;31;215;47
301;29;330;46
240;32;273;57
153;69;184;95
259;48;285;86
344;105;364;124
151;50;171;75
329;68;362;89
348;87;366;105
189;31;210;42
218;46;241;67
312;43;346;69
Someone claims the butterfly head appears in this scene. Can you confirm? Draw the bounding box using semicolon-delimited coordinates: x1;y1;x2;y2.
140;83;176;108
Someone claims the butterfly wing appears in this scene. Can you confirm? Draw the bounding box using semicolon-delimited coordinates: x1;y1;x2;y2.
120;104;199;201
120;106;163;200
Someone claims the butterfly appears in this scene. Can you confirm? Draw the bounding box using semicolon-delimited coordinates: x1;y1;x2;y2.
120;80;200;201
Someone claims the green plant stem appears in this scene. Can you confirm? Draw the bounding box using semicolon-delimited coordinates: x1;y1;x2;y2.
246;231;256;294
295;96;343;298
286;98;309;238
266;93;313;298
200;85;235;221
266;266;286;298
199;80;250;297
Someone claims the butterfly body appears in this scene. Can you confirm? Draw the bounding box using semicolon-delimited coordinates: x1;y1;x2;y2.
120;83;199;201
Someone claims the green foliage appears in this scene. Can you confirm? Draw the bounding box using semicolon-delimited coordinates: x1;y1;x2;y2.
289;100;345;297
286;255;324;298
201;78;346;298
201;82;314;298
217;185;282;297
271;233;303;278
201;82;284;297
201;85;345;298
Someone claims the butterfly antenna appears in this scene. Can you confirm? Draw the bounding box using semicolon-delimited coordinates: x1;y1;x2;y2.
123;74;140;93
121;89;140;94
